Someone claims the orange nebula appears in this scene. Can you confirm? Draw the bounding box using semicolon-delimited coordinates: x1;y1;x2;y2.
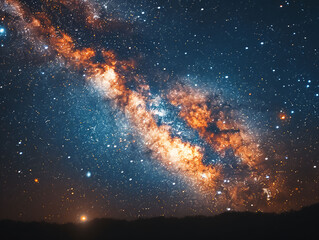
3;0;221;194
3;0;282;206
168;84;262;168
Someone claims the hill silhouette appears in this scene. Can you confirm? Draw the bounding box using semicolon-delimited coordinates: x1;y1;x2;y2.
1;203;318;239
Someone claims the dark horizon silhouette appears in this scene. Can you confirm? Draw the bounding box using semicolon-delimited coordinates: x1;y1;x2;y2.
1;202;318;239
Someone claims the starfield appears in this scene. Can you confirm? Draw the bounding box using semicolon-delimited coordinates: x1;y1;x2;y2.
0;0;318;225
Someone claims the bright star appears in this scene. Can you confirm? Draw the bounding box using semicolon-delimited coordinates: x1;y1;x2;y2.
80;215;87;222
0;27;6;36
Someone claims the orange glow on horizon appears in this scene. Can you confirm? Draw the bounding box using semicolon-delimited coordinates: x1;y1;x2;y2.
80;215;87;222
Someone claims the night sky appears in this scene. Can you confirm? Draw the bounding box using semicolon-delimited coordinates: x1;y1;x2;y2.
0;0;318;223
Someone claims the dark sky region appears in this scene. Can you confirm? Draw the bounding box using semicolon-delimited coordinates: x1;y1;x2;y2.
0;0;318;223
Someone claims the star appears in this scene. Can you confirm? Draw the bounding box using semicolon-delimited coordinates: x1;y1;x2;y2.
0;27;6;36
80;215;87;222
